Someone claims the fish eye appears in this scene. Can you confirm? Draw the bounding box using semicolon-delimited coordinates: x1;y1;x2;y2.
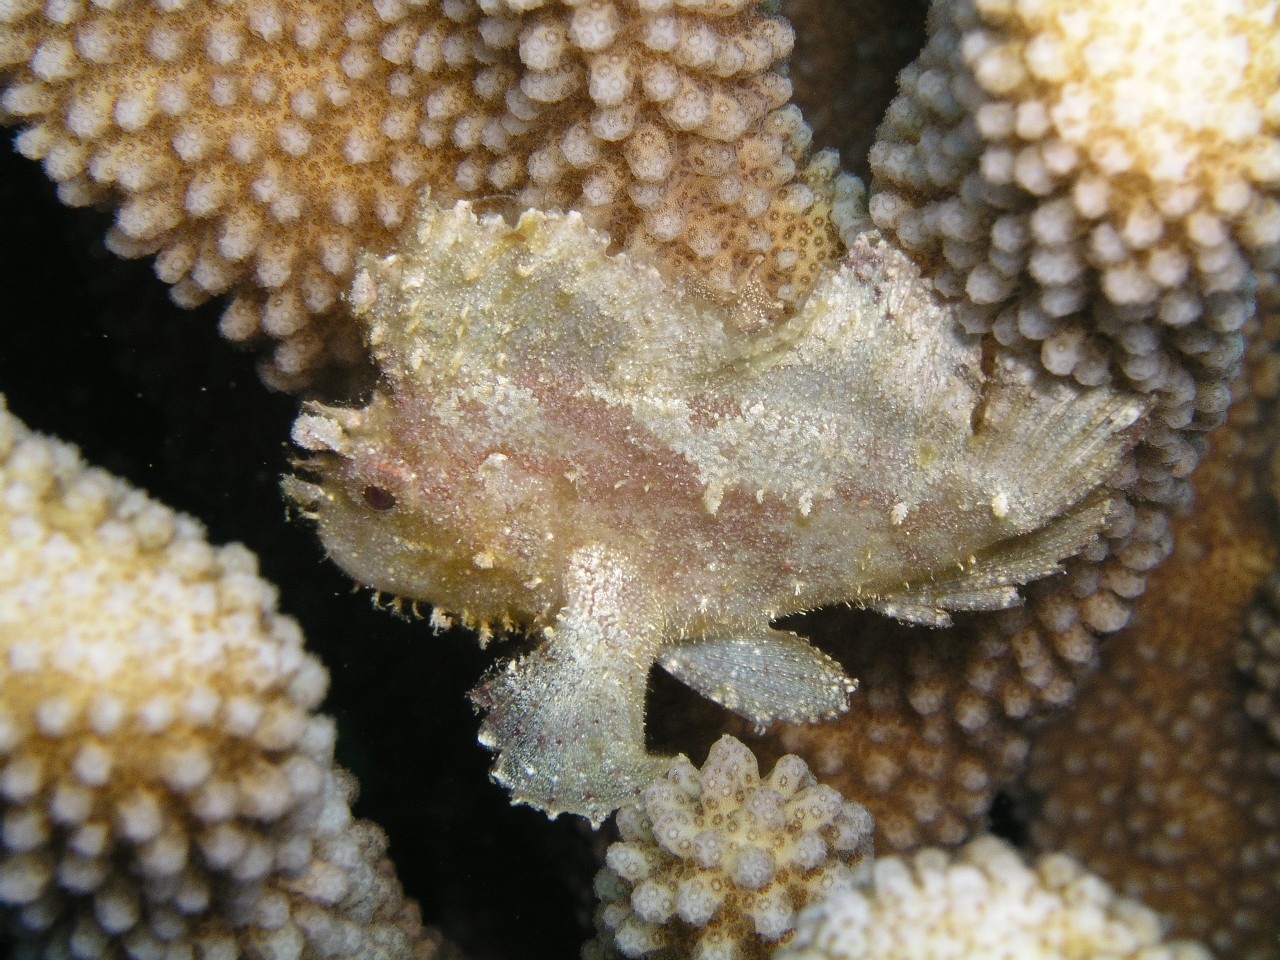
362;484;397;511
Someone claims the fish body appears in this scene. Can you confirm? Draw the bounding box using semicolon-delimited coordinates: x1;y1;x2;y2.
286;200;1144;824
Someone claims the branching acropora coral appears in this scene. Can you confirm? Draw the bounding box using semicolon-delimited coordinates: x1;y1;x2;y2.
0;397;441;959
0;0;863;388
586;735;873;959
776;835;1211;960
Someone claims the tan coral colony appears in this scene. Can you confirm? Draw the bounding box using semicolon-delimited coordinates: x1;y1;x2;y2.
0;0;863;388
0;398;441;959
739;0;1280;865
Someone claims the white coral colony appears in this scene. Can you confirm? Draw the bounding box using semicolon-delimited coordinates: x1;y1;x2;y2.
285;198;1147;824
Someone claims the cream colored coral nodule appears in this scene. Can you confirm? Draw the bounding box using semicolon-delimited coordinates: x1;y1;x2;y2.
588;735;874;960
777;835;1210;960
284;197;1147;824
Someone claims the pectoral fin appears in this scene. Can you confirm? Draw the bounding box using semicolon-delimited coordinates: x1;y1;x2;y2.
470;546;670;826
657;630;856;728
971;357;1147;533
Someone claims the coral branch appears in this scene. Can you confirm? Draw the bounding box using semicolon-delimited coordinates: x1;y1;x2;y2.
586;735;874;959
1021;324;1280;956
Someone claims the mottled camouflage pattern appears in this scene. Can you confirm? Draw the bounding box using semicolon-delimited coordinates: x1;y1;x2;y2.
285;200;1145;824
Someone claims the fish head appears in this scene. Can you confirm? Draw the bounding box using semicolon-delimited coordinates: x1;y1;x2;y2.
283;390;562;629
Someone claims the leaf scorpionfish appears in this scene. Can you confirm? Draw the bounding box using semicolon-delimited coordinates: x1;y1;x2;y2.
285;198;1145;825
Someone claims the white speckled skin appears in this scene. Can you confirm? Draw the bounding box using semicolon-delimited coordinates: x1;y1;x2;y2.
285;200;1145;824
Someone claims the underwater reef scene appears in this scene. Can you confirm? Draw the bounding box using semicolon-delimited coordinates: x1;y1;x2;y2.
1;0;1278;958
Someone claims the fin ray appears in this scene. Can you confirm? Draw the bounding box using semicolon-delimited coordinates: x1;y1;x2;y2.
871;493;1112;626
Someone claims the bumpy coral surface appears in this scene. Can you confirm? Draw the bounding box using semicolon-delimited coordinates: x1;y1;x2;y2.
1022;340;1280;957
453;0;864;312
0;0;862;388
866;0;1277;656
0;397;440;959
870;0;1277;431
284;195;1146;823
701;609;1048;853
1240;571;1280;759
775;835;1211;960
586;735;873;959
1;0;449;388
